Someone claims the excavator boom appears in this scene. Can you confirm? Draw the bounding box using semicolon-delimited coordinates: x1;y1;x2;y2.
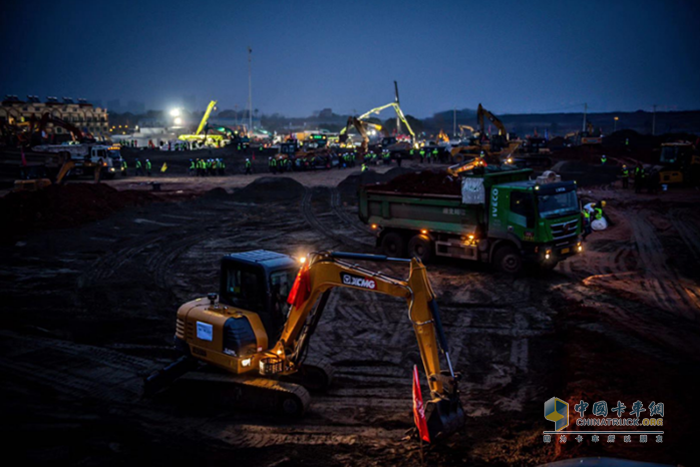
196;100;217;136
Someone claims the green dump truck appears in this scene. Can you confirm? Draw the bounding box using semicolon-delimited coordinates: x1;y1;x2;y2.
358;168;582;273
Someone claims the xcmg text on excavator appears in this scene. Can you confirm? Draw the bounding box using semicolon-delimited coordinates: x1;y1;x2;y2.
146;250;465;442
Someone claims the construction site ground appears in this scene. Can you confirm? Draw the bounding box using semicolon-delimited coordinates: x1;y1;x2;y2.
1;159;699;466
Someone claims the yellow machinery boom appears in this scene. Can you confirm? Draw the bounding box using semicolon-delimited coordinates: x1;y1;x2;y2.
150;250;465;441
196;100;217;136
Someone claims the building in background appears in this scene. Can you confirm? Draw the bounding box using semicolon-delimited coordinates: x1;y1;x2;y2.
0;95;110;140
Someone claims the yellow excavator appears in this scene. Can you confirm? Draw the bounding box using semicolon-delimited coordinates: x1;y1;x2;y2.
338;116;383;158
447;104;521;175
340;81;417;149
146;250;465;441
178;100;224;147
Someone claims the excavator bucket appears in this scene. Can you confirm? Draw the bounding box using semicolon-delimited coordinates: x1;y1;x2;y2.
425;397;465;441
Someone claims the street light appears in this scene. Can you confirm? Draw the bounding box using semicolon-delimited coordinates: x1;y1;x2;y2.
174;117;183;126
170;108;181;117
614;116;619;132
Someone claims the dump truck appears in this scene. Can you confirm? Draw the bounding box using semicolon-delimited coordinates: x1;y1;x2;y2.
359;168;582;273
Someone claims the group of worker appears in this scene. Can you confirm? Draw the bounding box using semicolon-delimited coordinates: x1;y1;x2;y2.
190;158;226;176
602;154;662;194
411;147;441;164
122;158;152;176
581;200;607;241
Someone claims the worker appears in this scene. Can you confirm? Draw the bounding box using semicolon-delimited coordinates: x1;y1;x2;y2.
432;148;439;164
220;159;226;175
419;148;425;163
361;163;368;172
594;201;605;220
145;159;152;176
600;154;607;165
245;158;252;175
621;164;629;189
581;208;592;241
269;157;276;174
189;159;195;176
635;167;647;194
121;159;128;176
135;158;143;176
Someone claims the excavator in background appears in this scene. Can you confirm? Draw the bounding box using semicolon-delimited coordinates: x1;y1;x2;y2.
145;250;465;442
178;101;228;147
656;141;700;185
338;116;383;158
458;125;475;139
437;130;450;143
448;104;521;174
340;81;417;150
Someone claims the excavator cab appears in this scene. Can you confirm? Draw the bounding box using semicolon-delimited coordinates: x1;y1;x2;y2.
219;250;298;343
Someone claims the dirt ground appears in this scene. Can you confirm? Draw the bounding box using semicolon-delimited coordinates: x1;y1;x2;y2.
1;161;699;466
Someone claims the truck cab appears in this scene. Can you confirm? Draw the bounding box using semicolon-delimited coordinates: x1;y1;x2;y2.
486;178;581;269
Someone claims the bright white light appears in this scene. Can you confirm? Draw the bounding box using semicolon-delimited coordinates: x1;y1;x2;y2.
170;108;181;117
242;358;251;367
174;117;183;125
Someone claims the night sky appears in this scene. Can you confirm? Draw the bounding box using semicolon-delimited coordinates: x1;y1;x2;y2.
2;0;699;116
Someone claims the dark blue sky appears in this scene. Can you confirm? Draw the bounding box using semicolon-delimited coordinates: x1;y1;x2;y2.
2;0;699;117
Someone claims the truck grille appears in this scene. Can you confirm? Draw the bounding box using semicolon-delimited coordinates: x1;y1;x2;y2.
550;219;578;240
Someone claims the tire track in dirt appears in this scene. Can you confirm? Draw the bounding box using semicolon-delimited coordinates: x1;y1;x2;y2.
300;187;372;251
329;187;374;242
622;211;698;318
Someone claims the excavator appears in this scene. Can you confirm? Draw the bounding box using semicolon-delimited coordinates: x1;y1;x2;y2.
447;104;521;176
338;116;383;158
146;250;466;442
340;81;417;149
178;100;226;147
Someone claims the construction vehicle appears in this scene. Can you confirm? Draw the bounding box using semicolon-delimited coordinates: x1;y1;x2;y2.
338;116;383;158
146;250;465;442
359;168;582;273
178;101;228;147
656;141;700;185
340;81;417;149
448;105;521;169
31;143;122;179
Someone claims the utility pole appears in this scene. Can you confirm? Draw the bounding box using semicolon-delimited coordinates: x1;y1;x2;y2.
453;108;457;139
248;47;253;136
582;103;587;132
652;104;657;135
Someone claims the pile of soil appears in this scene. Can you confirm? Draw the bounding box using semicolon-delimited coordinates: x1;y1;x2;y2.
337;167;414;201
0;183;156;242
233;177;304;203
368;169;461;195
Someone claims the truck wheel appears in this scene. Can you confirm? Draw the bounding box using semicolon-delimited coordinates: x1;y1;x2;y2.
493;245;522;274
408;235;433;262
382;232;405;257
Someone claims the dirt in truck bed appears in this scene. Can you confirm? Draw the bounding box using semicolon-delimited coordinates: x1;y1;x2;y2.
1;165;699;466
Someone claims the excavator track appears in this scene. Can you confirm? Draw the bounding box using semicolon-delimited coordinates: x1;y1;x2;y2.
153;368;312;417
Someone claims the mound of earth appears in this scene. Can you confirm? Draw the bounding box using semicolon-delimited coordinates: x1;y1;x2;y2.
368;169;461;195
337;167;415;201
233;177;304;203
0;183;156;242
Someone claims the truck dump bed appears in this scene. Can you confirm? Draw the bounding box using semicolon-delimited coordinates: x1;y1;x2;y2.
358;168;533;235
359;189;476;235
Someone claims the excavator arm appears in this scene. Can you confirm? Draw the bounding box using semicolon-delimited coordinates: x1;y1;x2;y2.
338;117;382;157
196;100;217;136
263;251;464;440
477;103;507;137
